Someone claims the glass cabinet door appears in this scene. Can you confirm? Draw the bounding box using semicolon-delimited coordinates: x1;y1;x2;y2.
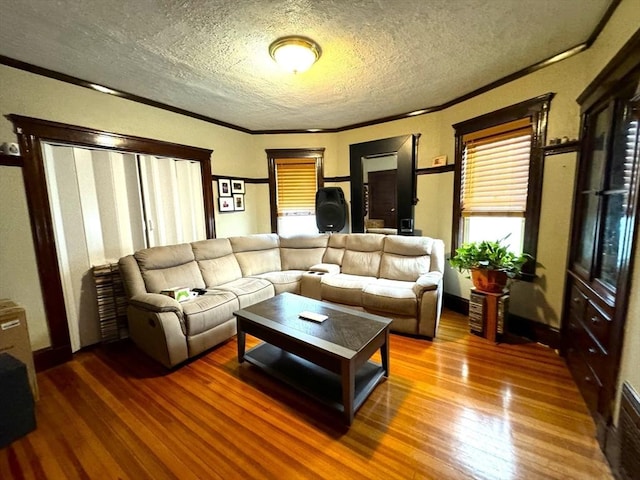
574;104;612;274
596;103;640;289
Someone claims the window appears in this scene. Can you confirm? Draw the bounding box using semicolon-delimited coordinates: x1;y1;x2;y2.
452;94;553;275
266;148;324;234
276;158;317;216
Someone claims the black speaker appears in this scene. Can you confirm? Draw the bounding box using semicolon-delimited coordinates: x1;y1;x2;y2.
316;187;347;232
0;353;36;448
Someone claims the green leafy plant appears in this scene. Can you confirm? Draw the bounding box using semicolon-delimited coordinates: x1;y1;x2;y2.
449;235;532;278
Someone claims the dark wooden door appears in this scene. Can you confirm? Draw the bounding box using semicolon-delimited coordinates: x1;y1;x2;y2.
368;170;397;228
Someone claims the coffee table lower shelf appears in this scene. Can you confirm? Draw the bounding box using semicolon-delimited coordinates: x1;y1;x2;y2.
243;342;386;419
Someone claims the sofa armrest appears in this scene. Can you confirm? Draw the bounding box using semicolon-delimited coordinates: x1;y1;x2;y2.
309;263;341;274
129;293;183;316
413;271;443;295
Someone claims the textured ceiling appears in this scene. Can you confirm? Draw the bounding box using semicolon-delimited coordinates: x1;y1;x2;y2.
0;0;614;131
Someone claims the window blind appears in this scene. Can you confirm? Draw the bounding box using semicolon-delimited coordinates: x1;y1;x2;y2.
276;158;317;215
461;119;532;216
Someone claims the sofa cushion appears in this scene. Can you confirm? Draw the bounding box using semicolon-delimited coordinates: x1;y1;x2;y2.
341;234;385;277
181;291;239;336
323;233;347;265
212;277;275;308
134;244;205;293
279;235;329;271
379;236;433;282
320;273;377;306
253;270;305;295
230;234;282;276
362;279;417;316
192;238;243;287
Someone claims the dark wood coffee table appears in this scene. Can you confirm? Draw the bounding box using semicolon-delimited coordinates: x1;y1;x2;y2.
235;292;391;425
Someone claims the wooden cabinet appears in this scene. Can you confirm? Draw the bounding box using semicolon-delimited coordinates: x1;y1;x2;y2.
562;40;640;443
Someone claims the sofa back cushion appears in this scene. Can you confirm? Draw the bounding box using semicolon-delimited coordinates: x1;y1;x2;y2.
134;243;205;293
230;234;282;276
322;233;348;265
341;234;385;277
379;236;433;281
279;234;329;270
191;238;243;287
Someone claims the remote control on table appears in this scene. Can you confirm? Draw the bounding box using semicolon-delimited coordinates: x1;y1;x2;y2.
298;311;328;322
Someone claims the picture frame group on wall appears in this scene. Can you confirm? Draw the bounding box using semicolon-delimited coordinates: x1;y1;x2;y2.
217;178;246;213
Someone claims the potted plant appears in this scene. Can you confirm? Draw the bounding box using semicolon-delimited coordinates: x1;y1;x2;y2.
449;236;532;293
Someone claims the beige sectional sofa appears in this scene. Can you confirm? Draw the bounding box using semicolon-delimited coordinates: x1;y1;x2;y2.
118;233;445;368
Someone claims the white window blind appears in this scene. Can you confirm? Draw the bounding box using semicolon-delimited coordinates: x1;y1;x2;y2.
461;118;532;216
276;158;317;216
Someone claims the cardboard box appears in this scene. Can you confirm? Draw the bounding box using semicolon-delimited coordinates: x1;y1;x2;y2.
0;300;38;400
160;287;191;303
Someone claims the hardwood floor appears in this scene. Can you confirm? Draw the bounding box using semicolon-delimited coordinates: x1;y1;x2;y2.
1;309;612;479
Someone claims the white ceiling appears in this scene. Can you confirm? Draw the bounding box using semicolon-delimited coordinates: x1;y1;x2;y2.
0;0;614;132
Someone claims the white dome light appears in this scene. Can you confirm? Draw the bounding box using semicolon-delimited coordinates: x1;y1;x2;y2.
269;36;321;74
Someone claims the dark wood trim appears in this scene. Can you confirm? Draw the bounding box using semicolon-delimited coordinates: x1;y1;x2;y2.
33;344;73;372
265;148;326;233
8;115;216;371
585;0;622;48
542;140;581;156
17;131;73;369
212;174;269;184
416;164;455;175
7;115;213;162
451;93;554;277
349;135;418;234
443;292;560;348
443;292;468;315
324;175;351;183
507;312;561;350
0;55;252;134
577;27;640;109
0;153;23;167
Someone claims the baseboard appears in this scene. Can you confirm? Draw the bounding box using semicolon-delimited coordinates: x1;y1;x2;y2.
33;344;72;371
443;292;469;314
507;313;561;350
443;293;561;349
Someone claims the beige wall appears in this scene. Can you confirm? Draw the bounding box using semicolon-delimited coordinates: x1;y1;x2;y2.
0;0;638;425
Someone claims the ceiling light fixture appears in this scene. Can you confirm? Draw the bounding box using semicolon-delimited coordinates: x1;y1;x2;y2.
269;36;321;74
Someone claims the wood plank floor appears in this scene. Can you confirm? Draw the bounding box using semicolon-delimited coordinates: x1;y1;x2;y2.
1;309;612;479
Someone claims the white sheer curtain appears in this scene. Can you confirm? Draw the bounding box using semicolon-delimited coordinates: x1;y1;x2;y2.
138;155;205;246
43;145;206;350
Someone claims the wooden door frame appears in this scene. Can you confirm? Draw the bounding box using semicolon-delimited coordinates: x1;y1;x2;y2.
8;115;214;370
265;148;325;233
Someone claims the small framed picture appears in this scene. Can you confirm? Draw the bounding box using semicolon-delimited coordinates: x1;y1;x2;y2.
432;155;447;167
233;194;245;211
231;179;245;194
218;196;234;212
218;178;231;197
